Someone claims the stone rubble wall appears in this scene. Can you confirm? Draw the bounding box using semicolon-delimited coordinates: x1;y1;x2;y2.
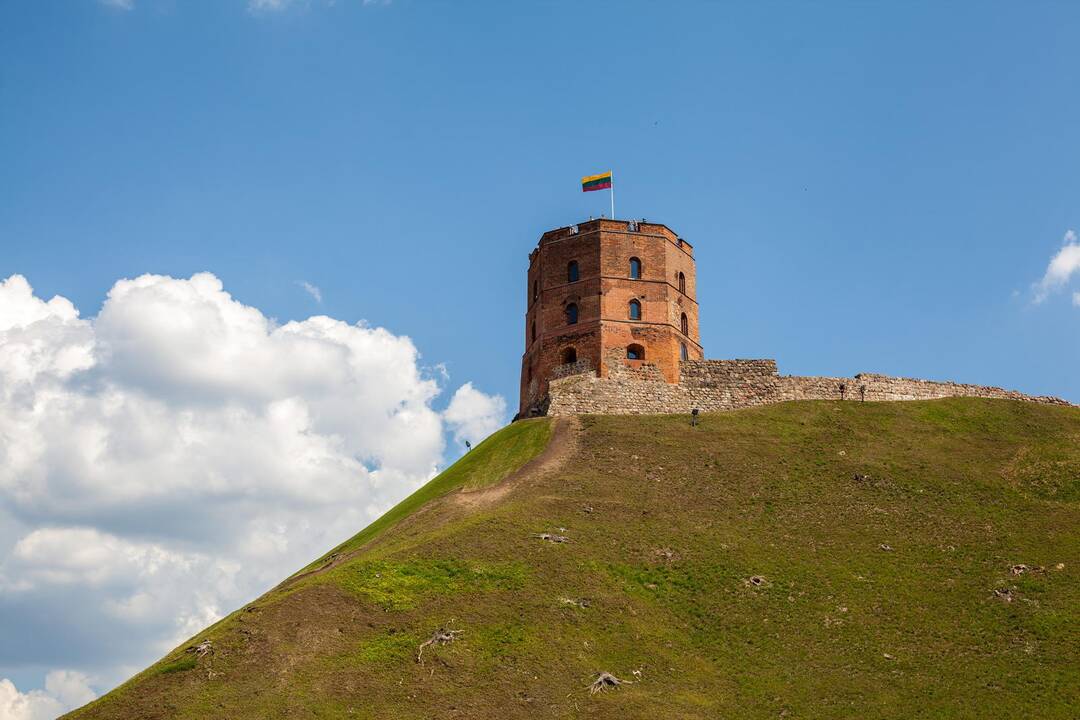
607;356;668;383
549;359;593;380
544;355;1073;416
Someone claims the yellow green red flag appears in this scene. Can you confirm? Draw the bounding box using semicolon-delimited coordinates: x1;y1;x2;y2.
581;171;612;192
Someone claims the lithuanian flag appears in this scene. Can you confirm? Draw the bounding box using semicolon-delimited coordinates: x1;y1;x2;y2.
581;171;612;192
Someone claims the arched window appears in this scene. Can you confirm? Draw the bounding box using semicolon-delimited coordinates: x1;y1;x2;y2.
567;261;579;283
629;257;642;279
532;280;538;302
627;344;645;360
628;299;641;320
680;343;689;361
681;312;689;335
678;272;686;294
562;347;577;364
531;320;536;343
565;303;578;325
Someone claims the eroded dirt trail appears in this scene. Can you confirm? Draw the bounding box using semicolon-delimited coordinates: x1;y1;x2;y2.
452;416;582;510
280;418;578;589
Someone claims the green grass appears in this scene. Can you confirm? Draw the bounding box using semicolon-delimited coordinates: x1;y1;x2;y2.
156;657;196;675
300;418;553;570
328;558;527;610
354;629;420;666
66;400;1080;720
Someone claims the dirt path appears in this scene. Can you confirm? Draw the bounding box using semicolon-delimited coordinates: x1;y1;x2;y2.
452;416;582;510
277;417;581;591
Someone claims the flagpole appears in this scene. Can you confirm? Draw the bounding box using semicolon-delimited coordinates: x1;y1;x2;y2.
610;171;615;219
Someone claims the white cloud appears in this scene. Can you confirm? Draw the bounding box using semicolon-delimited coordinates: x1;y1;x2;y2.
4;528;202;592
297;280;323;304
0;671;95;720
248;0;391;12
0;272;504;707
98;0;134;10
248;0;292;11
1073;292;1080;307
43;672;96;712
443;382;507;449
1033;229;1080;303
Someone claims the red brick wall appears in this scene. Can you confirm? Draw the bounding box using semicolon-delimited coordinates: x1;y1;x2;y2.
520;225;605;412
520;219;702;414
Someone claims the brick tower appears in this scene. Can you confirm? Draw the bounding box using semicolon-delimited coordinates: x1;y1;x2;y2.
519;218;702;415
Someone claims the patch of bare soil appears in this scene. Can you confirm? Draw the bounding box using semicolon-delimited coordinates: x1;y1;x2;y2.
273;418;579;593
452;416;582;511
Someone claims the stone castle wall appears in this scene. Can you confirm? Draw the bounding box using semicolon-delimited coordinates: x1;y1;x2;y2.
544;352;1072;416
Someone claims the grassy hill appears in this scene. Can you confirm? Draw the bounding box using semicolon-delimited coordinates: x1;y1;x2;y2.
67;399;1080;719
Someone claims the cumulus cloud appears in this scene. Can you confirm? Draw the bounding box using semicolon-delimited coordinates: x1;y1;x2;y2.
1033;229;1080;303
443;382;508;449
4;527;204;593
0;671;95;720
297;280;323;304
0;272;504;706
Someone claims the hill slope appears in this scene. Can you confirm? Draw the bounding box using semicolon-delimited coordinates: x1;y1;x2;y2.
68;400;1080;719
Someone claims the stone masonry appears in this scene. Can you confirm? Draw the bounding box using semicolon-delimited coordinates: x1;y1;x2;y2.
544;350;1072;415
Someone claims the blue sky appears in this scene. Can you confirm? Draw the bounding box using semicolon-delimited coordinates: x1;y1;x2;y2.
2;0;1080;405
3;1;1078;405
1;1;1079;712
